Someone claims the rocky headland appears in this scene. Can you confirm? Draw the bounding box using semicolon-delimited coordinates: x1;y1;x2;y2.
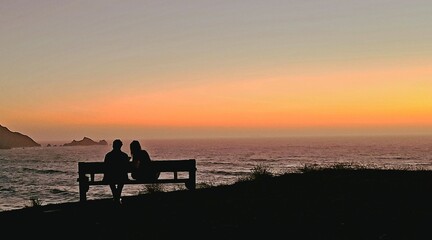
0;125;41;149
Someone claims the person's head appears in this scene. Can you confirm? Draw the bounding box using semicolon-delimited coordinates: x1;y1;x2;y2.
112;139;123;150
130;140;142;155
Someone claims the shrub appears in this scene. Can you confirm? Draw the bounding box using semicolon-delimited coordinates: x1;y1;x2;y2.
299;162;372;173
238;164;274;182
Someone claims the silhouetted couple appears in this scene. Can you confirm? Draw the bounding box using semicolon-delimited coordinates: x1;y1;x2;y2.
103;139;160;203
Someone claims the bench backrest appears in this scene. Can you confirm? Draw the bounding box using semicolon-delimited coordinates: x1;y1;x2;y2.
78;159;196;175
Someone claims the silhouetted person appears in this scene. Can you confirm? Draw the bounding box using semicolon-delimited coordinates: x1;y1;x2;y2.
130;140;160;181
103;139;130;203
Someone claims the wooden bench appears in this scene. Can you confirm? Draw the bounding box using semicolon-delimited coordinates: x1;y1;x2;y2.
77;159;196;202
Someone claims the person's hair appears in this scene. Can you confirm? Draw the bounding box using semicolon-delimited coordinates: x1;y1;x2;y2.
130;140;142;155
113;139;122;149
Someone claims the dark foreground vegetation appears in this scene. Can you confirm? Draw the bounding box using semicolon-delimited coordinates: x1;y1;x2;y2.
1;166;432;240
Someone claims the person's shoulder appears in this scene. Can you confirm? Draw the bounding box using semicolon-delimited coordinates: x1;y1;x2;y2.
141;150;151;159
140;149;150;155
104;151;114;161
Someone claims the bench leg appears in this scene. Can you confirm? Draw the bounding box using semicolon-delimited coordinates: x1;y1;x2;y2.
79;181;89;202
186;170;196;190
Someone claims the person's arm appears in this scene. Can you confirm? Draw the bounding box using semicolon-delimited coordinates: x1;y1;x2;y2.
131;157;140;168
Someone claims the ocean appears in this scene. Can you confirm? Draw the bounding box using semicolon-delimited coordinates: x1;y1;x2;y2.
1;135;431;212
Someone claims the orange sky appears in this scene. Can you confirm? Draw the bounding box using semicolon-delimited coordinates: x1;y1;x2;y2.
4;60;431;141
1;1;432;141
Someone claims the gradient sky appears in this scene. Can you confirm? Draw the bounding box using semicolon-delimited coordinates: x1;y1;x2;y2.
1;0;431;141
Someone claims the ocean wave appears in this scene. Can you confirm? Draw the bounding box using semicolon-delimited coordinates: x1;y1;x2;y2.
0;186;15;193
21;167;68;174
50;188;72;195
201;169;250;176
377;156;413;160
201;161;236;165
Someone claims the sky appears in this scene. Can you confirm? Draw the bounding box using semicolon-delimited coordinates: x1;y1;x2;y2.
1;0;432;142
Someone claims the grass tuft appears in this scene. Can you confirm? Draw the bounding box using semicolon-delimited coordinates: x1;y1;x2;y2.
141;184;165;194
197;182;215;189
28;197;42;208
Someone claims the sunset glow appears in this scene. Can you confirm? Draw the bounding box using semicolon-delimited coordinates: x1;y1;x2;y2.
1;1;431;141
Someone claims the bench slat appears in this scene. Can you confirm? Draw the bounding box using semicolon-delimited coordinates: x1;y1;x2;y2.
87;179;190;185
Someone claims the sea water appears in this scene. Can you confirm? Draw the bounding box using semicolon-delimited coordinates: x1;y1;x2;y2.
1;136;431;212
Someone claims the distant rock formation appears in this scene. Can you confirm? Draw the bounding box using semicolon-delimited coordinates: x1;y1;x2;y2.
63;137;108;147
0;125;41;149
